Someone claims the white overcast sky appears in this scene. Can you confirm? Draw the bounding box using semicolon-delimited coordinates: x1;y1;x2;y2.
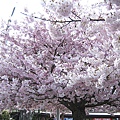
0;0;104;21
0;0;43;21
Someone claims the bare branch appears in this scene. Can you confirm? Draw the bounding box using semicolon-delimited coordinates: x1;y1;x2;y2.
6;7;16;31
21;12;105;24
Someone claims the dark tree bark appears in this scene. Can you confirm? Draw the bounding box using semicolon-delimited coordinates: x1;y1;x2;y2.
72;107;86;120
59;99;86;120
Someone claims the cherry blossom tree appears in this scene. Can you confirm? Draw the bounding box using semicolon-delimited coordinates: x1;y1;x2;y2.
0;0;120;120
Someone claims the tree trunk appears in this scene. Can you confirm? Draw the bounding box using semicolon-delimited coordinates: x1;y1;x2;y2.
72;108;86;120
59;99;86;120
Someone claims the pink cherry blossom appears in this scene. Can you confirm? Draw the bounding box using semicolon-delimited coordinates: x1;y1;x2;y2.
0;0;120;120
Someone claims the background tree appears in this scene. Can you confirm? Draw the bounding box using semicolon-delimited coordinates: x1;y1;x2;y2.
0;0;120;120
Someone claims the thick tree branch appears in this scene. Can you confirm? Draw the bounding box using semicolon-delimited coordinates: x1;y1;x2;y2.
85;97;120;108
58;99;75;111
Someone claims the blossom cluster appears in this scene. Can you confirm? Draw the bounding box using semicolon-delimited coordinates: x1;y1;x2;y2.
0;0;120;113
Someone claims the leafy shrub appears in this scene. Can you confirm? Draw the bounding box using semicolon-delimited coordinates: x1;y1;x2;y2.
1;110;10;120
